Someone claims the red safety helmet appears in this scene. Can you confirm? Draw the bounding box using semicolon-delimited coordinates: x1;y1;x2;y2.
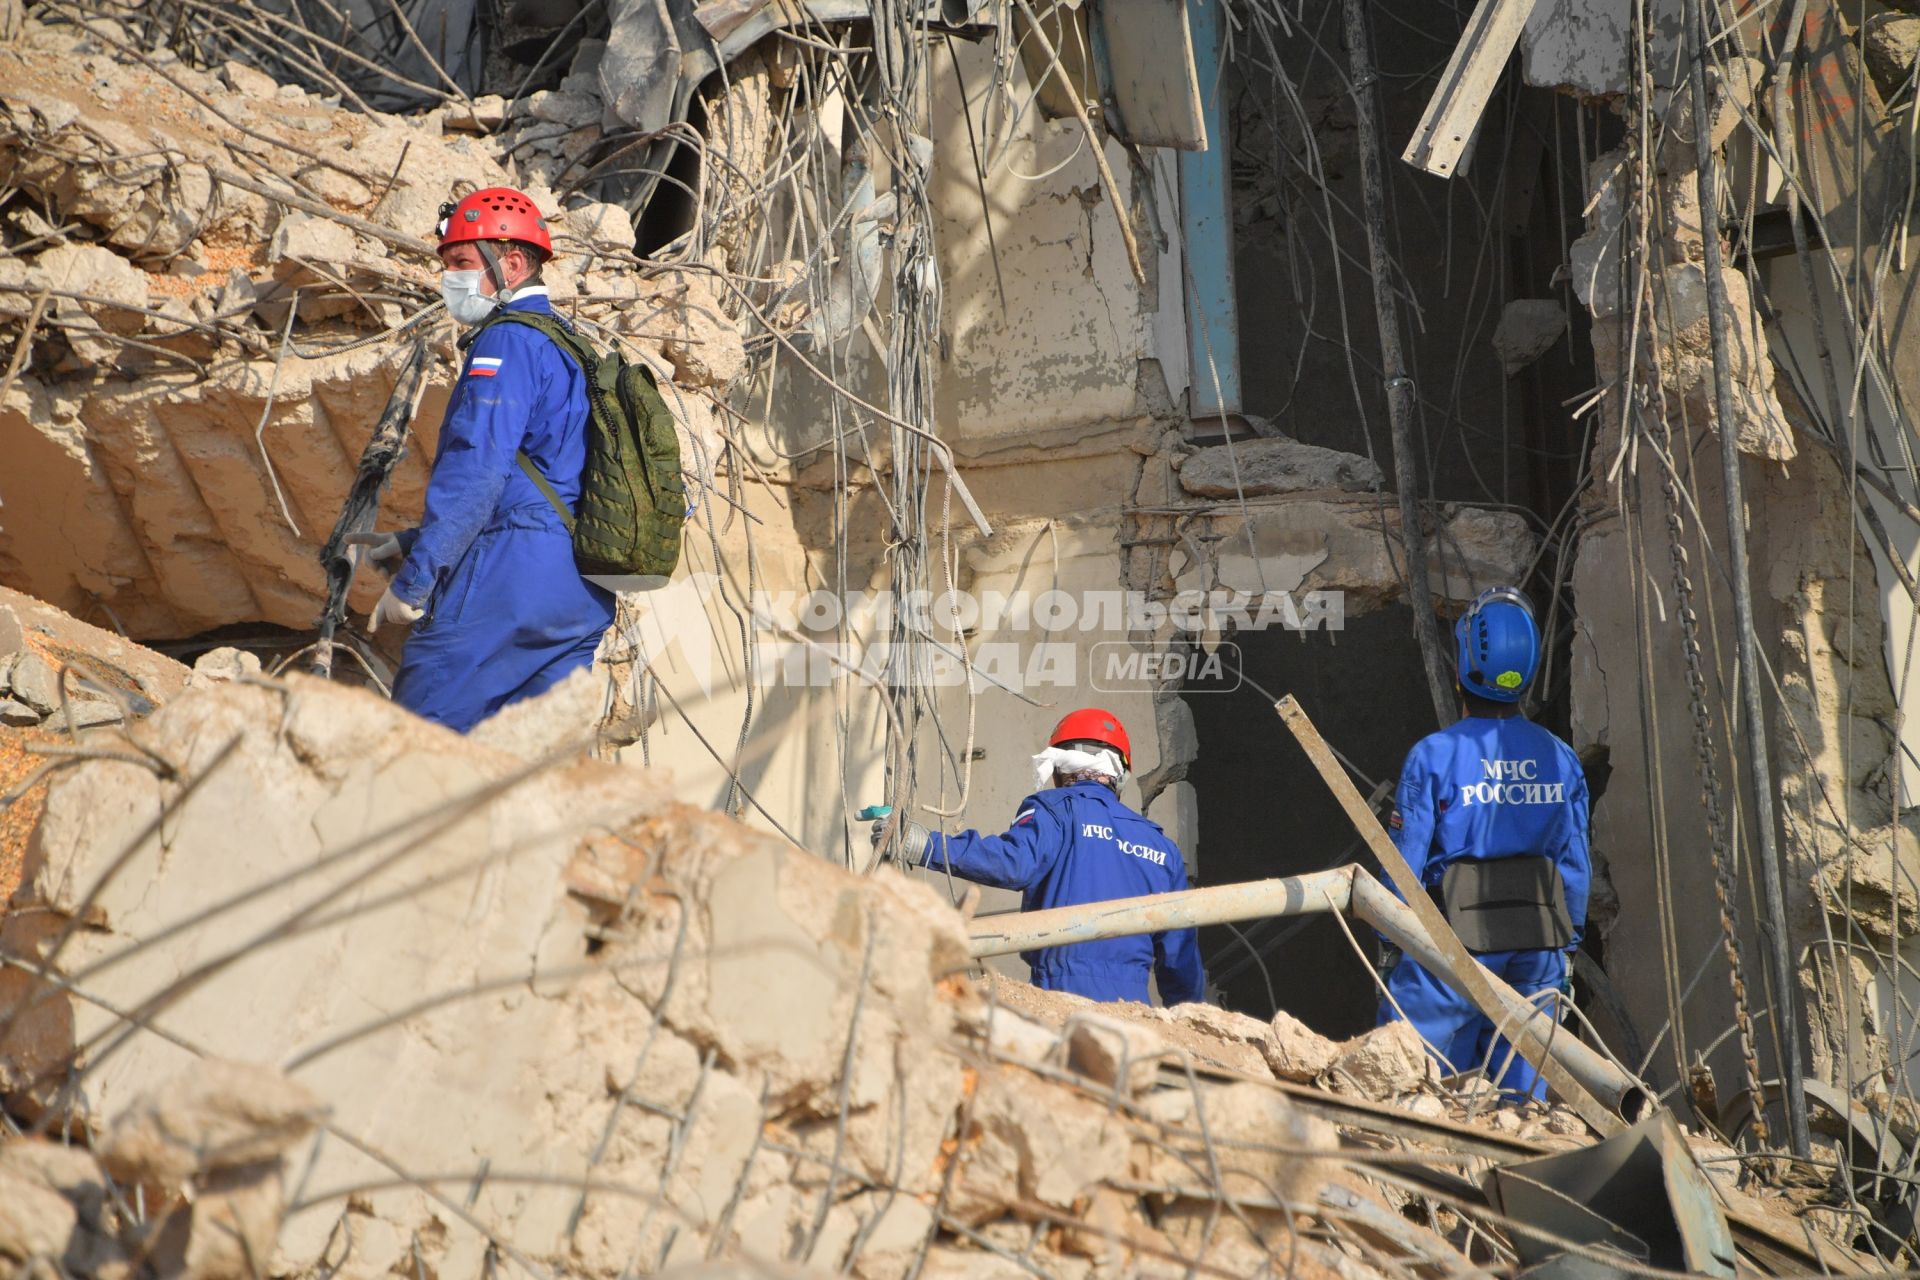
435;187;552;259
1050;707;1131;771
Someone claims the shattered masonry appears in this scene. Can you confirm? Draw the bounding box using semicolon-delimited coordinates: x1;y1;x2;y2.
5;0;1920;1271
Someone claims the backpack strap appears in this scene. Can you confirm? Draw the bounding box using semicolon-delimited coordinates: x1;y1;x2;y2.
459;308;592;533
515;451;576;533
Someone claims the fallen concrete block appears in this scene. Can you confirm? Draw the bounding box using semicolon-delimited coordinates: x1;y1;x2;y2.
1264;1008;1339;1082
1866;14;1920;102
0;698;40;726
1324;1019;1438;1100
7;652;60;714
1064;1011;1166;1095
947;1066;1130;1225
0;1162;79;1261
99;1060;323;1188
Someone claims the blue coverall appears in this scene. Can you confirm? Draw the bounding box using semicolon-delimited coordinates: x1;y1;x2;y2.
1379;715;1590;1100
388;291;615;732
921;781;1207;1005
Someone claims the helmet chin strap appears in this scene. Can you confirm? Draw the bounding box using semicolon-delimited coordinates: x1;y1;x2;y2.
475;241;513;301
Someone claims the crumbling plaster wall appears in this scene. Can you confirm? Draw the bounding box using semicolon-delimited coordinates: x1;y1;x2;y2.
1540;11;1918;1105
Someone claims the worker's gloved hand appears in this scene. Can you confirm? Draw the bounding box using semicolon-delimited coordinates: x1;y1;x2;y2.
345;531;406;574
1373;937;1402;984
368;585;424;634
868;817;931;863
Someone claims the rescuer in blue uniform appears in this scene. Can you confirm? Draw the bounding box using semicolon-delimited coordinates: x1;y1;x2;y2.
871;709;1207;1006
1380;587;1590;1101
350;187;614;732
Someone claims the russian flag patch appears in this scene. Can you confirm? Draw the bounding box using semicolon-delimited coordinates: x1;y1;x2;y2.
469;356;503;378
1013;808;1035;826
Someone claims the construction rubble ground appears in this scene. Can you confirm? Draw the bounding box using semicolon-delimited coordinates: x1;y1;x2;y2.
6;0;1920;1275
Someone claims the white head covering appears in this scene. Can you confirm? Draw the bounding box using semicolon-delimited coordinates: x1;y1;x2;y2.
1032;745;1126;791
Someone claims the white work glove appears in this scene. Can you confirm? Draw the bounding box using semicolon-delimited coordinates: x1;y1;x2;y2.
368;584;424;634
869;817;931;863
344;531;405;574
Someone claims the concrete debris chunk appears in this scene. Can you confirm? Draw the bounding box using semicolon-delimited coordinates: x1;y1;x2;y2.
443;93;509;133
188;647;263;687
1178;436;1383;498
947;1067;1130;1225
661;273;746;389
972;1003;1063;1070
99;1060;323;1187
1140;1080;1336;1204
8;651;61;714
1865;14;1920;101
1492;299;1568;376
52;699;123;730
0;698;39;726
1263;1008;1339;1082
31;243;149;337
1323;1019;1439;1100
0;1162;79;1261
1150;1000;1277;1078
1064;1011;1166;1095
170;1163;287;1280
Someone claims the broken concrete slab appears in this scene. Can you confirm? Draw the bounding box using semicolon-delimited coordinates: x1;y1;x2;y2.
1148;1001;1278;1078
7;651;60;714
1492;299;1569;376
99;1061;323;1187
0;699;39;726
1178;436;1382;498
1139;1079;1336;1202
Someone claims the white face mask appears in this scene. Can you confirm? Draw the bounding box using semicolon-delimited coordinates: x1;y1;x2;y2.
439;269;497;326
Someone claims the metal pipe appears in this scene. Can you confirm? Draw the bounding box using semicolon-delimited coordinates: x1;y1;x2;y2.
1347;873;1649;1122
1339;0;1456;729
964;866;1650;1124
966;868;1356;958
1682;0;1811;1159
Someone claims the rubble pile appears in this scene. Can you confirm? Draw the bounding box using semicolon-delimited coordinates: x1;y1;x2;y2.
0;604;1882;1278
0;10;743;639
0;666;1354;1279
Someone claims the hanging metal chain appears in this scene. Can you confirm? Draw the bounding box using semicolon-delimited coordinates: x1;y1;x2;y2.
1648;403;1771;1148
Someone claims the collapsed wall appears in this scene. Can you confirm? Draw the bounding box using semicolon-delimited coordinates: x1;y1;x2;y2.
0;16;736;640
1552;7;1920;1138
0;662;1404;1280
0;599;1891;1277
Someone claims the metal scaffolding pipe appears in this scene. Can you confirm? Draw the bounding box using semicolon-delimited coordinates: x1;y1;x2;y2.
1347;873;1649;1122
965;866;1649;1123
966;868;1356;958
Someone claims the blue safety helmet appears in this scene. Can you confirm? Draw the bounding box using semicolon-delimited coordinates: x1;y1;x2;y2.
1454;586;1539;703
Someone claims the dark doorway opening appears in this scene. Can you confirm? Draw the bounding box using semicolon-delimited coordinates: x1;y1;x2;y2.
1187;605;1439;1038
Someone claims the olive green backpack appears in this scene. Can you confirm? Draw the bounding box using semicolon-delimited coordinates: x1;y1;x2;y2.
464;310;688;579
